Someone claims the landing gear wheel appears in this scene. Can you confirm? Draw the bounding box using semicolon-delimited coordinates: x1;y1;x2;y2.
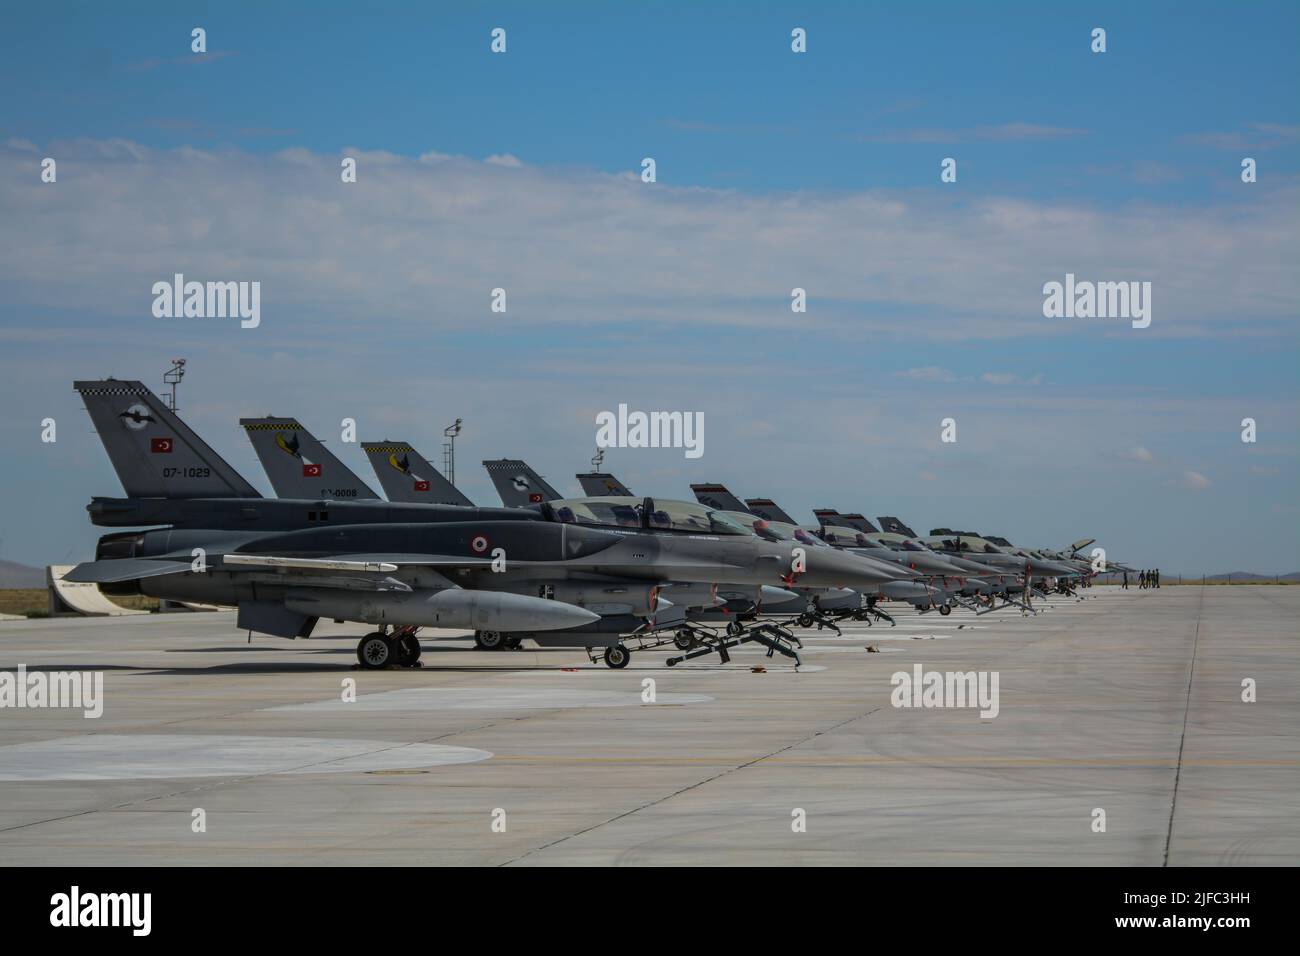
673;633;696;651
603;644;630;669
797;612;815;628
727;620;744;637
394;633;422;665
357;632;394;669
475;630;505;651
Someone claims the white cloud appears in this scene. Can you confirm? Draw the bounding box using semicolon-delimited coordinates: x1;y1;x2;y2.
1183;470;1212;489
484;153;523;167
1127;446;1155;463
896;366;955;382
2;137;1296;341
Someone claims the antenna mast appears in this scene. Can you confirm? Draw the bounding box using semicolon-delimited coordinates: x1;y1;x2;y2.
162;358;186;412
442;418;463;486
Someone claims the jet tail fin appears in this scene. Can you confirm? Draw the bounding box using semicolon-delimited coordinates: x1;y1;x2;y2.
690;483;752;514
577;472;633;497
240;417;379;500
483;459;562;507
839;513;879;533
744;498;797;524
74;379;261;499
877;516;918;538
362;441;473;506
812;508;843;528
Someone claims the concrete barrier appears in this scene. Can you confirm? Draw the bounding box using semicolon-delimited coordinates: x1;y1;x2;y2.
47;565;148;617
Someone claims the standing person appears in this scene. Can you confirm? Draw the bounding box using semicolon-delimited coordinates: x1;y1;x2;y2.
1140;570;1148;589
1123;570;1129;589
1155;569;1160;588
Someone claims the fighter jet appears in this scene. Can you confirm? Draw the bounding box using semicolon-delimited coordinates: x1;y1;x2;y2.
688;484;939;621
808;509;985;614
75;380;536;533
68;380;901;669
490;462;912;650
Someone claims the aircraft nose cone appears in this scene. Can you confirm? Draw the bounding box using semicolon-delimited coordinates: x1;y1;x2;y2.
880;581;933;601
800;549;898;589
1033;560;1078;577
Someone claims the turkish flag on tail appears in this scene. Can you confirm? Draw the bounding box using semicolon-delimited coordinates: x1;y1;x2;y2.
414;480;431;492
150;437;173;453
302;463;321;477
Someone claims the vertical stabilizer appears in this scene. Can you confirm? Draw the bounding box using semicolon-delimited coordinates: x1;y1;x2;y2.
691;483;753;513
241;417;378;500
577;472;634;497
74;379;260;499
744;498;798;524
361;441;473;506
483;459;562;507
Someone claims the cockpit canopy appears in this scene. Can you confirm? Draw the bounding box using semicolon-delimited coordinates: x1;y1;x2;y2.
926;534;1009;554
546;496;751;536
721;512;833;547
820;524;873;548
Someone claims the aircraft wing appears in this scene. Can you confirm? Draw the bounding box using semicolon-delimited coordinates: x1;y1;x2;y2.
225;553;499;570
64;558;192;584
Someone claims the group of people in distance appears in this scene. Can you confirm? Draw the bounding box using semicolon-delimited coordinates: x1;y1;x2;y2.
1122;569;1161;589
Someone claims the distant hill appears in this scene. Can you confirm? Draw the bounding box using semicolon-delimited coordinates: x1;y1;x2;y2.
1202;572;1300;583
0;560;44;589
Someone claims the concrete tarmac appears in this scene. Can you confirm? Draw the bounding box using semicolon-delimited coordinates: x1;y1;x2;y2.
0;586;1295;865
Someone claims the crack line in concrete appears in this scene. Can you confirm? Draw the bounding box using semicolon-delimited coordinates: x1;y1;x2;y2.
1163;585;1206;866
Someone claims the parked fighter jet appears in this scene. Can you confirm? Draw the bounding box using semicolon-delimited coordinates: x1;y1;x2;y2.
688;486;938;619
808;509;983;614
67;381;902;669
489;462;914;654
75;381;540;533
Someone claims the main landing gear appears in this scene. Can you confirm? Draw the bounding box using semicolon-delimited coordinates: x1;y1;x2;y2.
473;630;523;651
356;625;424;669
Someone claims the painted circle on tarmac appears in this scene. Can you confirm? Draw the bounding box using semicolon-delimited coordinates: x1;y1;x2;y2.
0;735;492;781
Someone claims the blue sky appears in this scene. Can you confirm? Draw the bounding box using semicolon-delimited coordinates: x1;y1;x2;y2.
1;1;1297;573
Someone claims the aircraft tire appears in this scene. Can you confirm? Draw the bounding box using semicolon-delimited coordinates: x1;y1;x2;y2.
474;630;505;651
357;632;394;669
